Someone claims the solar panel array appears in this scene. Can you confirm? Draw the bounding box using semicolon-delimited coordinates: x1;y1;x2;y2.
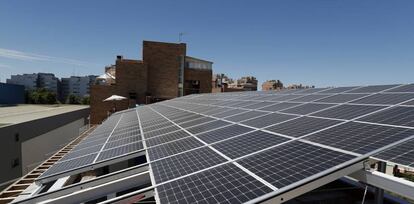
37;83;414;204
38;109;144;179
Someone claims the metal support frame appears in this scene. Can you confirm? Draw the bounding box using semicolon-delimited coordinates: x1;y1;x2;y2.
37;150;146;184
13;164;149;204
374;161;386;204
36;171;151;204
100;189;155;204
349;168;414;201
47;176;70;192
248;159;366;204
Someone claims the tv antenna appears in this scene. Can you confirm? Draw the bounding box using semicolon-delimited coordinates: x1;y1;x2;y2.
179;32;185;42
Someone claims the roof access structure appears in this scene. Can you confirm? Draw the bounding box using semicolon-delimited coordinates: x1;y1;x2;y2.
6;83;414;204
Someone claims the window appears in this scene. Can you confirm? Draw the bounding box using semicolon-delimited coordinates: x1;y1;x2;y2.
129;92;137;100
11;158;19;168
15;133;19;142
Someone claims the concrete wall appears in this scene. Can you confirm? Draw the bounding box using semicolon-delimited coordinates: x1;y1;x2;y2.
0;107;89;188
21;118;85;174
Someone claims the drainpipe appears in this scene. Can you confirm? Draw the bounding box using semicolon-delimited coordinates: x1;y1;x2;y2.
179;55;185;96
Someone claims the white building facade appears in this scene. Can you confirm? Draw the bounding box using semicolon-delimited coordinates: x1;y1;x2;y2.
6;74;38;90
37;73;59;94
61;76;97;100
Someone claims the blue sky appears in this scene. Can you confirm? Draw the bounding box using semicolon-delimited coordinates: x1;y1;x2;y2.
1;0;414;88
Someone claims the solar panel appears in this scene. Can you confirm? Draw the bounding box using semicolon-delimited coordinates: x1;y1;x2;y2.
350;93;414;105
157;163;273;204
147;137;204;161
96;141;144;162
59;145;102;161
304;122;414;154
71;138;106;152
144;125;182;139
143;123;175;132
315;94;368;103
289;94;331;102
231;100;260;107
145;130;191;147
403;100;414;105
201;107;231;115
271;94;304;101
311;104;384;120
374;138;414;167
40;153;98;178
212;131;290;159
296;88;328;94
358;106;414;128
242;101;276;110
346;84;400;93
151;147;227;184
35;83;414;204
178;117;215;128
259;102;301;111
238;141;356;188
104;134;142;149
172;114;204;124
197;124;254;144
186;120;231;134
318;86;358;93
109;130;140;142
265;116;341;137
211;108;248;118
281;103;334;115
241;113;297;128
223;111;267;122
260;95;284;101
38;111;145;180
385;83;414;93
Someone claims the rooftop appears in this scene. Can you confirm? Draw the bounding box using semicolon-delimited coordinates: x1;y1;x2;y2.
0;105;89;126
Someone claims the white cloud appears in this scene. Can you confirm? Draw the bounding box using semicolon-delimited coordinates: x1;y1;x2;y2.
0;48;98;67
0;63;12;69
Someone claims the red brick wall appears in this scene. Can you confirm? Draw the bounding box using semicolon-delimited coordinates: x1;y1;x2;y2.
115;59;148;104
91;41;214;123
143;41;186;99
90;85;129;124
184;68;212;94
262;82;274;91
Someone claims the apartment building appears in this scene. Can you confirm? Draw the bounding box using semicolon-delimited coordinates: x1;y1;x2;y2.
232;76;258;91
262;80;284;91
6;74;38;90
37;73;59;95
61;75;97;100
7;73;59;95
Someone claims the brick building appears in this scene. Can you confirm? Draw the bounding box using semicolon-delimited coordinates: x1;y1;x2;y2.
90;41;212;124
212;74;258;92
262;80;284;91
233;76;258;91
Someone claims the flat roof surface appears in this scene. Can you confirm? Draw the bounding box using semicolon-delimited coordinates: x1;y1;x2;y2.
0;105;89;126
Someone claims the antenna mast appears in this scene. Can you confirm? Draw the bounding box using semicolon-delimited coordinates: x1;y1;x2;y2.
179;32;184;42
